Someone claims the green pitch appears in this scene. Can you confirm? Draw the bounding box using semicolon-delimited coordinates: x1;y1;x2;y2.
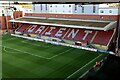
2;34;108;79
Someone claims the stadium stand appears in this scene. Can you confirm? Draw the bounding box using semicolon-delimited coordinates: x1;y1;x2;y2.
16;24;30;32
9;15;116;51
25;25;43;34
92;30;114;46
15;23;115;50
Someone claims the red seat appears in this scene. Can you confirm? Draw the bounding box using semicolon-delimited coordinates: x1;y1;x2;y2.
42;26;60;37
16;24;114;46
17;24;30;32
92;30;114;46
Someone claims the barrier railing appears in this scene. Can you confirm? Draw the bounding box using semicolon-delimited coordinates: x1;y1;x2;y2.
11;34;97;52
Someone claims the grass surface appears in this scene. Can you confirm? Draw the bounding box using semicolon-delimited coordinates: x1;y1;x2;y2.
0;34;2;79
2;34;108;79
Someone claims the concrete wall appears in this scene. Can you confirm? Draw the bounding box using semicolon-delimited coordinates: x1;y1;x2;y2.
75;4;99;14
118;8;120;15
31;4;119;15
33;4;49;13
99;8;119;15
34;4;41;13
41;4;48;13
48;4;75;14
0;7;3;16
24;8;32;13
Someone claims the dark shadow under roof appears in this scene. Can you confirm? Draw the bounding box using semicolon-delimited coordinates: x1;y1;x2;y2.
9;17;116;31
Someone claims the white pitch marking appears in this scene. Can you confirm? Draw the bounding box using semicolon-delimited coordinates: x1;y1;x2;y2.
48;48;73;59
65;54;102;80
2;45;50;60
1;45;73;60
3;47;16;53
21;40;73;59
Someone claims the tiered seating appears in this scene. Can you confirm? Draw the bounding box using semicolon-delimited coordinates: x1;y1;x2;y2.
92;30;114;46
16;23;114;46
42;26;60;37
54;27;69;38
25;25;45;34
63;28;81;40
79;30;96;43
63;28;96;43
17;24;30;32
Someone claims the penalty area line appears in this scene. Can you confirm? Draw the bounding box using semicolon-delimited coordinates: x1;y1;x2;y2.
1;45;50;60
